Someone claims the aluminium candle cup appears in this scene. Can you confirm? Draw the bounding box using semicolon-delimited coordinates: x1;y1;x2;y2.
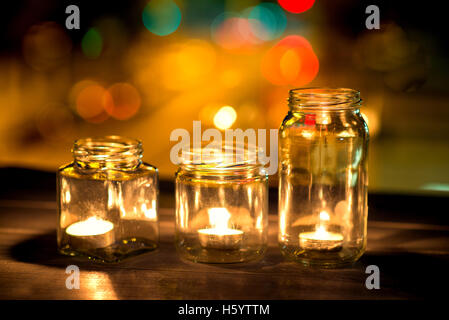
65;219;115;250
198;228;244;250
299;231;343;252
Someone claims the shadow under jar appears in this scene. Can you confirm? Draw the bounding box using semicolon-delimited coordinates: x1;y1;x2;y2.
279;88;369;268
175;147;268;263
57;136;159;262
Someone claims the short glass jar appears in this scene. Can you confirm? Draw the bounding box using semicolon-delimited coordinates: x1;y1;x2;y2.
175;146;268;263
278;88;369;268
57;136;159;262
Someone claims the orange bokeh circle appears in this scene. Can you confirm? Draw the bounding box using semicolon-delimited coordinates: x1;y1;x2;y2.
103;83;141;120
76;84;110;121
261;35;319;86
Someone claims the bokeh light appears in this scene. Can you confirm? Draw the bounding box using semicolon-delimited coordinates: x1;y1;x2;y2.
81;28;103;59
0;0;445;198
211;4;287;51
76;84;110;123
355;24;416;72
279;49;301;83
265;87;289;128
160;39;216;90
104;83;141;120
220;69;242;88
69;79;99;107
22;21;72;71
214;106;237;130
247;3;287;41
72;80;141;122
261;35;319;86
354;23;428;92
142;0;182;36
211;12;259;51
278;0;315;14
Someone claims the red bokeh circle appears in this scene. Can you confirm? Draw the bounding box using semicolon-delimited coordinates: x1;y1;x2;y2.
278;0;315;14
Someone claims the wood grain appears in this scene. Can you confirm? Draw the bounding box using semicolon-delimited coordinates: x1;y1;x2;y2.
1;199;449;300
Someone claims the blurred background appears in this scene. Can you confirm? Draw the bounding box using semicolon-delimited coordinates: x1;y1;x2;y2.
0;0;448;195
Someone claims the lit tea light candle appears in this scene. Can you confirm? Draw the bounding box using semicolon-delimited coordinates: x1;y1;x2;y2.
299;211;343;251
65;217;115;249
198;208;244;250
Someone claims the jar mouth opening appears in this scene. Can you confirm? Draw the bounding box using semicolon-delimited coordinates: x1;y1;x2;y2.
178;144;264;174
289;87;361;110
73;136;142;162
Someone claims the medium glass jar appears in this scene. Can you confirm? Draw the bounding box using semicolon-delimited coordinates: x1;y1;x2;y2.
279;88;369;268
175;146;268;263
57;136;159;262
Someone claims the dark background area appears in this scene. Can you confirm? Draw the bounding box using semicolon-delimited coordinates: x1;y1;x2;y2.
0;1;448;193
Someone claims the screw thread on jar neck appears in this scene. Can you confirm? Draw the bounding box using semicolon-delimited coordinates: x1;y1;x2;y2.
73;136;142;171
288;87;361;111
177;144;266;179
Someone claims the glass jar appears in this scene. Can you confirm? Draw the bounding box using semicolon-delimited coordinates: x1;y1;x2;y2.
175;146;268;263
278;88;369;268
57;136;159;262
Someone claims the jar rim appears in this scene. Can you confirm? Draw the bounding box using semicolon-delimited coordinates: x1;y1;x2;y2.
289;87;361;110
73;136;142;163
178;144;264;175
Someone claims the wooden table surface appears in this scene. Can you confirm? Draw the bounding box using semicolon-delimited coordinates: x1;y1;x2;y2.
1;168;449;300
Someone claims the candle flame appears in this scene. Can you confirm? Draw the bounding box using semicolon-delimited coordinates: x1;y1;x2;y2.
198;207;243;249
319;210;330;221
315;225;328;239
205;207;242;236
305;225;343;241
208;207;231;230
307;210;340;240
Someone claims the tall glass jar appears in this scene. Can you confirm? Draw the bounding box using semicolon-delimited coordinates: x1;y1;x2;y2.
279;88;369;268
57;136;159;262
175;146;268;263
